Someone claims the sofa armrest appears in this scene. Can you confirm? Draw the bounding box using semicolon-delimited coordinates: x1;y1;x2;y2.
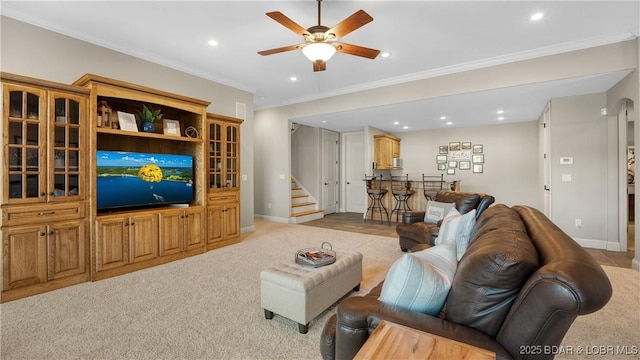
401;211;425;224
334;297;511;360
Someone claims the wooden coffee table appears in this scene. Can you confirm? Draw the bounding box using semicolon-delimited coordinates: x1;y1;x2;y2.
354;320;495;360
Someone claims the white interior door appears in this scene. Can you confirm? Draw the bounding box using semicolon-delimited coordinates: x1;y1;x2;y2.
322;130;339;214
541;103;551;216
344;132;365;212
619;102;630;253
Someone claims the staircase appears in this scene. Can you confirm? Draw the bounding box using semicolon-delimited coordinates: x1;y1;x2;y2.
290;176;324;224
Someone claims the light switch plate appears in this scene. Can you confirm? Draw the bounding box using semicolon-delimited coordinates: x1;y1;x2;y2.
562;174;572;182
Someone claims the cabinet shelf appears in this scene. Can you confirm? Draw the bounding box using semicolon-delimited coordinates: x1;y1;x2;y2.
96;127;202;143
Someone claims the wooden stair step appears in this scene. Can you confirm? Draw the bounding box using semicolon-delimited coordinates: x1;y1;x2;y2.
292;186;302;191
292;209;324;217
292;194;308;199
292;201;315;208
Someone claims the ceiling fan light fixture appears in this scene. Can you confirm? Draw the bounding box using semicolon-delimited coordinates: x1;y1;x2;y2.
302;42;336;63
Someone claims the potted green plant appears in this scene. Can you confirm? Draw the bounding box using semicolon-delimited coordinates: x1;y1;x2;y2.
135;104;163;133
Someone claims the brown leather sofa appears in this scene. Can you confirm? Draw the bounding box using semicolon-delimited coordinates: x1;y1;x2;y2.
396;190;495;251
320;205;613;360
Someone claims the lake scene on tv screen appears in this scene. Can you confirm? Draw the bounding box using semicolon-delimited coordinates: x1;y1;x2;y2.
97;151;193;209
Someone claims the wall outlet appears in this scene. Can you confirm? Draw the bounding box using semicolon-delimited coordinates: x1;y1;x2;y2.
268;203;272;209
575;219;582;228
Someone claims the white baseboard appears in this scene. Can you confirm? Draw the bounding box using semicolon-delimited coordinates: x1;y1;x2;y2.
632;259;640;271
240;225;256;234
254;214;290;223
573;238;607;250
574;237;626;252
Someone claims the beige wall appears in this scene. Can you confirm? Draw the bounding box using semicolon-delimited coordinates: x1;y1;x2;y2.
256;38;639;258
391;121;539;208
0;16;256;231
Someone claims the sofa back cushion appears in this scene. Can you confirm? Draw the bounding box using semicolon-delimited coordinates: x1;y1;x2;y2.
435;191;481;216
444;205;539;337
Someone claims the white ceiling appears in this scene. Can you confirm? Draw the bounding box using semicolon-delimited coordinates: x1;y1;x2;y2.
2;1;638;133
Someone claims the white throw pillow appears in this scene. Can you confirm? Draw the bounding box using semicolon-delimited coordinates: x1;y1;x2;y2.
423;200;455;225
378;239;457;315
436;209;477;260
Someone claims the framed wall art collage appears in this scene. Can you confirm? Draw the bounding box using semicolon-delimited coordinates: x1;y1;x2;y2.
436;142;484;175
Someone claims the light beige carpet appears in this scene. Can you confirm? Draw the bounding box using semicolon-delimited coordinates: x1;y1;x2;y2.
1;219;637;360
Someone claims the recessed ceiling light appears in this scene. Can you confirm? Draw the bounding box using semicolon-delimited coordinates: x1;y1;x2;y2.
446;121;453;126
393;121;400;125
289;76;297;81
496;109;504;114
403;126;408;129
498;117;505;121
321;120;327;124
530;12;544;21
440;116;447;120
208;39;219;46
381;52;391;58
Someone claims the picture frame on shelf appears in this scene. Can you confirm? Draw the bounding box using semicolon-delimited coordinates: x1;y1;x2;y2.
436;155;447;163
459;161;471;170
462;142;472;150
439;145;449;154
437;163;446;171
447;168;455;175
448;160;457;168
473;144;483;153
449;142;461;151
163;119;181;136
117;111;138;132
473;164;484;173
472;154;484;163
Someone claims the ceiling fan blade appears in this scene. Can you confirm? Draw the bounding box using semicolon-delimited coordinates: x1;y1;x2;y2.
266;11;311;37
258;45;301;56
335;43;380;59
327;10;373;38
313;61;327;72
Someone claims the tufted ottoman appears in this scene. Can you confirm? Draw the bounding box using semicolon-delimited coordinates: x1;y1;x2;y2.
260;249;363;333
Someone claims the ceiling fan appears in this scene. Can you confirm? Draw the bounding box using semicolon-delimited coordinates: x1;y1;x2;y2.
257;0;381;72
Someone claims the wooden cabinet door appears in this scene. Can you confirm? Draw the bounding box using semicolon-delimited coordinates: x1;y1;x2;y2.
130;213;159;262
48;219;87;280
159;210;184;256
207;203;223;244
184;207;204;251
222;202;240;240
2;224;48;290
3;84;47;204
391;138;400;158
48;91;87;202
95;216;129;272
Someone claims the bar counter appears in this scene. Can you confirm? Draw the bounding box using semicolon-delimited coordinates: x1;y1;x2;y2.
365;179;461;223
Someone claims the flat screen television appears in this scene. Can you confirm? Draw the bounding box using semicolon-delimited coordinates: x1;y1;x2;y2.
96;150;194;210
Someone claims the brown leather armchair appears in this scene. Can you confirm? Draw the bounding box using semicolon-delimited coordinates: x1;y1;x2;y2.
396;190;495;251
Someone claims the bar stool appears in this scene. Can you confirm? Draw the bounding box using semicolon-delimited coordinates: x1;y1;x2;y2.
364;174;388;224
390;174;415;224
422;173;444;200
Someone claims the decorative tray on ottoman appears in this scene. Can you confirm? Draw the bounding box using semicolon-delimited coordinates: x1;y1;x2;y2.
295;242;336;267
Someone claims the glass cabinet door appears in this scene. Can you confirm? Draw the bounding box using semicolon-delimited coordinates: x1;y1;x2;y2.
50;93;84;200
208;121;222;190
5;85;46;202
225;124;240;191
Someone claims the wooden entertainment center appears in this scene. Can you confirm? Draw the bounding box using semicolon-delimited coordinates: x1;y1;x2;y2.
1;72;243;302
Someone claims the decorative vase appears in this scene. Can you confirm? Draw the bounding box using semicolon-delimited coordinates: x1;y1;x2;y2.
141;121;155;133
